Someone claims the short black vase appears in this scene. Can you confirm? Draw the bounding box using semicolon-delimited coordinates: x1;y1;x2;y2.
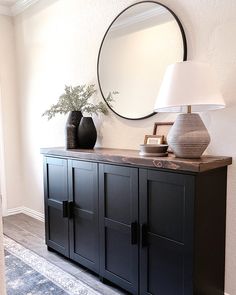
66;111;82;149
78;117;97;149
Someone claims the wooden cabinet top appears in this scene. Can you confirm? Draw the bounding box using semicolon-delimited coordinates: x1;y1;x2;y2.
41;147;232;173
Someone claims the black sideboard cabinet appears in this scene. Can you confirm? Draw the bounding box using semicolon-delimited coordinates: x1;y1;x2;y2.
41;147;232;295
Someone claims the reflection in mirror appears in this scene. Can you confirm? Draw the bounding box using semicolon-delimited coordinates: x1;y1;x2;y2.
97;2;187;120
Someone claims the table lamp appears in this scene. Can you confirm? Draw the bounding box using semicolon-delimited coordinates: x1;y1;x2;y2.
154;61;225;158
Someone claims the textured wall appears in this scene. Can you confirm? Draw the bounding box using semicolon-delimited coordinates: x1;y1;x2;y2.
13;0;236;294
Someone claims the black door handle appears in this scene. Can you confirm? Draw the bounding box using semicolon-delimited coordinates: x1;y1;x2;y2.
131;222;138;245
62;201;68;218
141;224;148;247
68;201;74;219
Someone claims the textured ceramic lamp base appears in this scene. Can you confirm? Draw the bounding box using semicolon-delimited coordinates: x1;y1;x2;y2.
167;113;210;159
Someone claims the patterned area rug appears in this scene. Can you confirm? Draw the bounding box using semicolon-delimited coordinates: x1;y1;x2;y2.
4;236;101;295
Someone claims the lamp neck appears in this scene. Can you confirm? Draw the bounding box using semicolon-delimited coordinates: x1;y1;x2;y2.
187;105;192;114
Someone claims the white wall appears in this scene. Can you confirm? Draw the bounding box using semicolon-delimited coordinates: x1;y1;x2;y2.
0;15;22;214
11;0;236;294
0;15;25;291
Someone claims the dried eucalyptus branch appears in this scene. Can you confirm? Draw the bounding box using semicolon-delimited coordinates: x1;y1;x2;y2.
42;85;117;120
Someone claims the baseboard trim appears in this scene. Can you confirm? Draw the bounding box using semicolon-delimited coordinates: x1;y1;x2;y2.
7;206;24;216
22;207;44;222
7;206;44;222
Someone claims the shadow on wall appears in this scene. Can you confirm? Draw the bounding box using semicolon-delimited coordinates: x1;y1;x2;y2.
94;110;177;149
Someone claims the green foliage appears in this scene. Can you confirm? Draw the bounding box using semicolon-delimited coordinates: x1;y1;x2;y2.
42;84;116;120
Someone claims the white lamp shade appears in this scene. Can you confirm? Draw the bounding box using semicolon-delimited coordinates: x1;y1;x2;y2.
154;61;225;112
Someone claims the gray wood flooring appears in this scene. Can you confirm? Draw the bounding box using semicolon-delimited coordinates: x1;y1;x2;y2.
3;213;127;295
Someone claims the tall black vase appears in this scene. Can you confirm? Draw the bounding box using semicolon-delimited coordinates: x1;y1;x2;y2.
78;117;97;149
65;111;82;149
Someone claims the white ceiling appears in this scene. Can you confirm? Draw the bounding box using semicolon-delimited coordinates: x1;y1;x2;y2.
0;0;39;16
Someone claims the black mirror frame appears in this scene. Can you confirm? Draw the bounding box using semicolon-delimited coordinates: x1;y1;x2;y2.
97;1;187;120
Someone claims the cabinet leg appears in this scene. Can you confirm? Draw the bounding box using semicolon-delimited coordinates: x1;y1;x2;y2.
47;246;54;252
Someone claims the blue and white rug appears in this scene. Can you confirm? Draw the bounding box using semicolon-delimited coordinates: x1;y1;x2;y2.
4;236;100;295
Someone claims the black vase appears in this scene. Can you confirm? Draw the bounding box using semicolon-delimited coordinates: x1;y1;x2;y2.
65;111;82;149
78;117;97;149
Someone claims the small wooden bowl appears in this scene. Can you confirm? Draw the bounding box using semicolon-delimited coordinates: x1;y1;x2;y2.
139;144;168;154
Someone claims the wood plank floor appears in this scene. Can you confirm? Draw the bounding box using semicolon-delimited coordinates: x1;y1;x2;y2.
3;213;127;295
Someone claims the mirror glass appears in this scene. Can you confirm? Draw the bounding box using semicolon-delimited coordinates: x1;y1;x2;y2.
97;1;187;120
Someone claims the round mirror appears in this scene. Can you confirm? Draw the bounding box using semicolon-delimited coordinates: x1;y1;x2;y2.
97;1;187;120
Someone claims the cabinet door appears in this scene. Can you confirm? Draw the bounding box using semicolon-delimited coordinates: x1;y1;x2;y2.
68;160;99;273
44;157;69;257
139;169;194;295
99;164;139;294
